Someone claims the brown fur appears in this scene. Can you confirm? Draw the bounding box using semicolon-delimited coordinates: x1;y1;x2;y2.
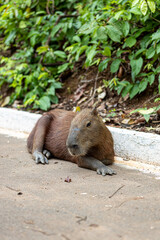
27;108;114;164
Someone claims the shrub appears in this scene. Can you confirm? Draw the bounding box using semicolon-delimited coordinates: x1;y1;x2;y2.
0;0;160;111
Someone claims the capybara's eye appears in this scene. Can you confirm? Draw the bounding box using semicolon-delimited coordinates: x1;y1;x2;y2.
86;121;91;127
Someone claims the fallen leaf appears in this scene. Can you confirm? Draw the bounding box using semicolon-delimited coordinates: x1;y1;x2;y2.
1;96;10;107
97;86;103;93
64;176;72;183
98;91;106;100
121;118;135;125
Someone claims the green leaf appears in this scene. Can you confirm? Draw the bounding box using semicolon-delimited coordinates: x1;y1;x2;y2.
50;95;58;104
79;22;96;35
102;47;111;57
52;81;61;89
110;59;121;73
26;0;31;6
75;45;87;61
122;21;130;37
19;21;27;28
36;46;49;54
48;86;55;96
51;24;62;38
122;84;133;98
117;81;128;95
130;6;141;15
134;28;146;38
151;29;160;41
73;36;81;42
140;0;148;15
146;46;155;59
130;57;143;81
130;84;139;99
156;66;160;73
143;114;151;122
24;94;36;107
148;74;155;85
36;16;43;25
5;30;16;45
156;43;160;54
58;63;69;73
54;51;66;59
132;0;140;7
85;46;97;64
125;37;136;48
96;26;108;41
106;25;121;42
48;79;61;89
30;35;37;47
139;79;148;93
38;72;48;80
38;96;51;111
135;48;145;57
114;10;125;20
147;0;156;13
98;58;110;72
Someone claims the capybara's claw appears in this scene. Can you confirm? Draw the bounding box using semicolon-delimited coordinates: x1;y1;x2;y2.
43;149;51;159
97;166;116;176
33;151;49;164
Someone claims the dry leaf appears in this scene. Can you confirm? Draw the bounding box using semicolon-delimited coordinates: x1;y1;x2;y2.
64;176;72;183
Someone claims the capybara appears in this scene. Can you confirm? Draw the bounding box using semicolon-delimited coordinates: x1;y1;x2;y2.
27;108;116;176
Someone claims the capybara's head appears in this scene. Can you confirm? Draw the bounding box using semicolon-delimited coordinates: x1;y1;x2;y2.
66;108;105;156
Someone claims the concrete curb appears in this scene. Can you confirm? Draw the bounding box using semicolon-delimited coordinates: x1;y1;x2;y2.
0;107;160;166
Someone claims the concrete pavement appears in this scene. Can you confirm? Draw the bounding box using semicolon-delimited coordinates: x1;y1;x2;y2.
0;133;160;240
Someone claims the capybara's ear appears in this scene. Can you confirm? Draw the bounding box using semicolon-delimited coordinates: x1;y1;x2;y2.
91;108;98;116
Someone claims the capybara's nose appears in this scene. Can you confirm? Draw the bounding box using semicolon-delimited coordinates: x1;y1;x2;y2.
72;144;78;149
66;141;78;149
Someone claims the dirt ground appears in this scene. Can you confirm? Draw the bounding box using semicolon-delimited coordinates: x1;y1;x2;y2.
0;133;160;240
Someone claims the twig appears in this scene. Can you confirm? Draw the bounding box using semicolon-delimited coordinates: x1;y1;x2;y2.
6;186;20;192
108;185;124;199
76;216;87;224
46;0;50;15
80;76;101;83
92;71;99;99
116;196;144;208
43;62;67;67
52;0;55;14
121;62;127;72
30;227;55;236
151;16;160;24
59;14;79;18
61;234;71;240
143;93;160;105
83;71;100;106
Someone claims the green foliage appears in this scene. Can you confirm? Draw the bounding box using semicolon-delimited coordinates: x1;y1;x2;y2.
66;0;160;102
0;0;78;110
0;0;160;111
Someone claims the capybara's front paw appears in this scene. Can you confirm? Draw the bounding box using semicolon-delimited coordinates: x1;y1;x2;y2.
97;166;116;176
33;150;49;164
